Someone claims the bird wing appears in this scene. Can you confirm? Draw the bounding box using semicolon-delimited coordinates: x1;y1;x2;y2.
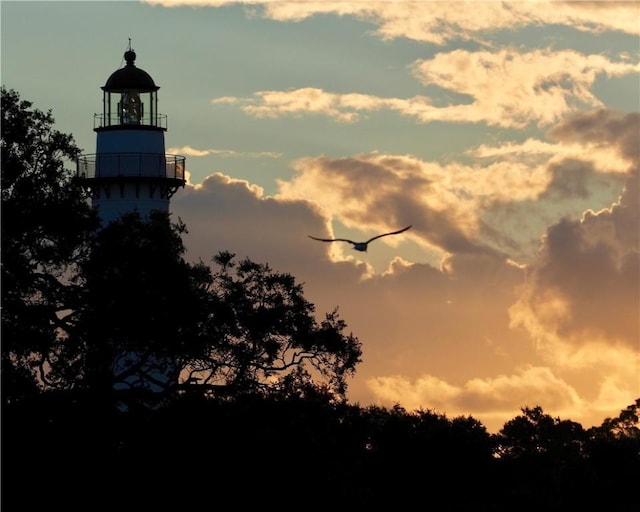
364;225;412;244
308;235;357;244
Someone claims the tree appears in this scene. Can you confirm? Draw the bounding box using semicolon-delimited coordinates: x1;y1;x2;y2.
495;405;586;459
75;219;362;407
1;87;98;403
590;398;640;440
493;406;593;510
584;399;640;509
181;250;363;401
74;211;212;407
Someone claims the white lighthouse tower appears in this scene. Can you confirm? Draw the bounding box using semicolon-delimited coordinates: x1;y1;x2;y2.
78;43;185;225
76;44;186;410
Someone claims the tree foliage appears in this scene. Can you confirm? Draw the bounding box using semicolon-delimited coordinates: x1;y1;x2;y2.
71;213;363;405
1;87;98;402
5;395;638;510
183;250;362;400
74;211;211;405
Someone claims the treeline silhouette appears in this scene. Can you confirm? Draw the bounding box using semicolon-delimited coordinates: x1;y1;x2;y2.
2;86;639;511
5;392;639;510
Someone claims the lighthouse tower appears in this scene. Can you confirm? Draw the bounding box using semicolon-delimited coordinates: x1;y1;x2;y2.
76;44;186;411
77;44;185;225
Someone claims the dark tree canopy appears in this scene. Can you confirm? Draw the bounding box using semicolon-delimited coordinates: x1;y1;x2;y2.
74;211;212;405
1;87;98;402
76;217;362;405
183;250;362;400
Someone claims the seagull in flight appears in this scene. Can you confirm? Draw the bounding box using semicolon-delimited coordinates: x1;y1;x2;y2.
308;225;412;252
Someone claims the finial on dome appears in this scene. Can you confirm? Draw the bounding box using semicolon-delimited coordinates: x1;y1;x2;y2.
124;38;136;66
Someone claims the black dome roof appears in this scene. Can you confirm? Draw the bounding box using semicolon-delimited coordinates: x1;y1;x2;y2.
102;50;159;92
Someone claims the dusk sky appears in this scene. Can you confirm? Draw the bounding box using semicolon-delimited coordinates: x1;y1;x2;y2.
2;0;639;432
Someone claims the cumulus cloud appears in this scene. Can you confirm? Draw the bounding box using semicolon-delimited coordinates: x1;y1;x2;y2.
276;153;502;257
509;179;639;351
147;0;639;432
501;111;639;425
509;109;639;352
170;152;636;432
275;135;629;262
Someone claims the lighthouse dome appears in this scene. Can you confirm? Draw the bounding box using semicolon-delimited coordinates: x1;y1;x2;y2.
102;50;159;93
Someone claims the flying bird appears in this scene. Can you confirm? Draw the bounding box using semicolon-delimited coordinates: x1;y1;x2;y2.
308;225;412;252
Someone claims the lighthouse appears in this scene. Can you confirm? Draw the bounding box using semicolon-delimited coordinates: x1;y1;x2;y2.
77;43;186;225
76;44;187;410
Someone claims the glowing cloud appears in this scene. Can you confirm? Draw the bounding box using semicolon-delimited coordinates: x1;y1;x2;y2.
213;51;638;128
143;1;640;43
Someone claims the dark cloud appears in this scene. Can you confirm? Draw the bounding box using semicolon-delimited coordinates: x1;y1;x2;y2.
515;109;640;347
520;167;639;348
293;155;503;257
547;109;640;165
541;160;595;201
172;173;328;274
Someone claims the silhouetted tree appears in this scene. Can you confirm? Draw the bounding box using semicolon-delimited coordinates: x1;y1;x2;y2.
74;211;212;408
493;405;597;510
1;87;98;404
73;217;362;408
182;250;362;401
583;399;640;511
496;405;586;459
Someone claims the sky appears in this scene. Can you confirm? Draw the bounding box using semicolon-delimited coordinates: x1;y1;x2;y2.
2;0;639;433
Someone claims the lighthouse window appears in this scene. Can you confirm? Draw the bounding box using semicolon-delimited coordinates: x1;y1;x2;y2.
120;91;143;124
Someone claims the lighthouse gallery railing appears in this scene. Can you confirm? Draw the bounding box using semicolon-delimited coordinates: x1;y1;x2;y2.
77;153;186;181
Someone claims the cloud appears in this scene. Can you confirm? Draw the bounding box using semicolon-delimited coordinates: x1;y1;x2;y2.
275;136;629;261
365;363;638;432
469;137;632;174
367;366;583;416
168;145;282;159
546;110;640;164
508;109;639;354
276;152;503;257
213;87;398;123
213;51;638;128
169;106;637;432
144;1;640;43
171;156;637;432
171;172;329;272
151;1;639;432
411;49;639;128
502;111;639;423
509;181;639;351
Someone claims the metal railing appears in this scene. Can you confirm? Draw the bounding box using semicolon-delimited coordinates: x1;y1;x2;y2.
77;153;185;181
93;113;168;130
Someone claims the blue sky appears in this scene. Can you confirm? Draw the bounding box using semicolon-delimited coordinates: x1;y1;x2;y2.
2;0;639;432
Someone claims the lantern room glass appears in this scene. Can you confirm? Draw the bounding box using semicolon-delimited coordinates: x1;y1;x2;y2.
102;89;158;127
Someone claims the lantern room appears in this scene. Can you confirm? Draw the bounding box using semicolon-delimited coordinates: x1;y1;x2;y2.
77;42;186;226
96;47;164;130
